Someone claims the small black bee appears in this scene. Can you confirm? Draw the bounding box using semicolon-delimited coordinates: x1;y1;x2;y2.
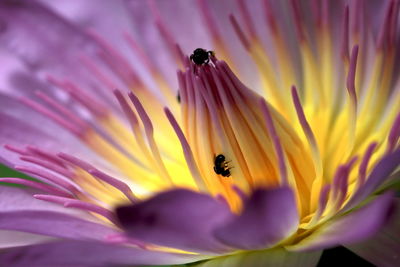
213;154;232;177
190;48;215;65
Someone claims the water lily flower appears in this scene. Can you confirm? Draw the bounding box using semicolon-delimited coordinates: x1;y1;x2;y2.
0;0;399;266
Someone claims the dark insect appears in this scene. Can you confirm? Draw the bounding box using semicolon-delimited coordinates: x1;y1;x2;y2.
213;154;232;177
190;48;215;65
177;91;181;103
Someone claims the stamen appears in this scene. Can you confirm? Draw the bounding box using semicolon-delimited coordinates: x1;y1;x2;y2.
35;91;88;130
19;155;73;178
113;91;150;161
63;81;110;117
147;0;183;67
262;0;278;34
87;30;142;87
78;56;119;93
259;99;288;185
104;233;148;249
216;62;283;179
33;194;117;224
58;152;138;203
89;169;138;204
57;152;93;171
330;156;358;212
19;97;83;136
216;194;229;207
377;0;397;50
387;112;400;153
311;0;321;26
123;32;158;74
358;142;378;187
291;86;322;180
26;146;69;168
290;0;306;42
194;69;253;191
114;90;166;174
231;185;247;202
196;0;221;41
229;14;250;50
349;0;363;37
346;45;359;111
303;184;330;228
320;0;330;28
113;90;139;127
14;165;77;193
124;35;178;107
236;0;257;40
128;92;173;184
4;144;29;156
164;107;207;191
0;178;73;198
341;6;350;62
342;45;359;160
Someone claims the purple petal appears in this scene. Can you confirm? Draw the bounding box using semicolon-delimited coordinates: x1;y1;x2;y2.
0;230;54;249
0;186;66;212
0;1;119;111
0;186;90;219
213;187;299;250
0;210;117;241
0;95;117;175
288;191;396;251
0;1;94;81
116;189;233;254
0;240;204;267
344;149;400;211
345;198;400;267
0;186;115;247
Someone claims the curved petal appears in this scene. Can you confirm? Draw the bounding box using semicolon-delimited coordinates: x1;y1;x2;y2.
193;248;322;267
213;187;299;250
116;189;233;254
0;230;54;249
0;210;117;241
345;198;400;267
0;186;87;218
0;240;204;267
287;191;396;251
